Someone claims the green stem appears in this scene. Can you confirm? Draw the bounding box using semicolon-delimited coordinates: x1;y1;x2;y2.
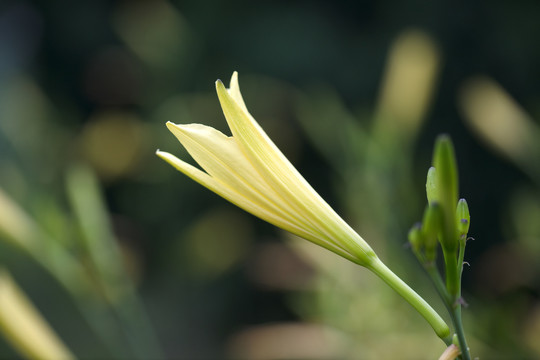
453;236;471;360
369;258;451;344
442;248;459;299
425;253;471;360
425;263;452;311
457;236;466;284
450;305;471;360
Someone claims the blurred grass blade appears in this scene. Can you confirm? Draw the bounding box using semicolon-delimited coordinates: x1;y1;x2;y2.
0;269;75;360
374;29;440;147
0;187;89;295
460;76;540;183
66;164;163;359
0;186;126;357
66;164;130;303
0;185;41;251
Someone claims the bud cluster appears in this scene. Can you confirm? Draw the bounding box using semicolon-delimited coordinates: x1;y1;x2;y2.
408;135;471;294
408;134;473;359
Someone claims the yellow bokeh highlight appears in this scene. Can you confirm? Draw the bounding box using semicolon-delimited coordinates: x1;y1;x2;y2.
80;111;147;181
460;77;540;170
375;29;440;142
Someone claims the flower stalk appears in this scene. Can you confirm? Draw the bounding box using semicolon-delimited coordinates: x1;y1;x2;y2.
369;258;451;342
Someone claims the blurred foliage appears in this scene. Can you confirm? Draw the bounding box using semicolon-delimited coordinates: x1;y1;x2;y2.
1;0;540;359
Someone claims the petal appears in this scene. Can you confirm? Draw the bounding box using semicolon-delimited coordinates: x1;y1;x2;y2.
166;122;269;197
215;79;374;263
165;122;321;235
227;71;248;113
156;150;338;252
216;80;319;221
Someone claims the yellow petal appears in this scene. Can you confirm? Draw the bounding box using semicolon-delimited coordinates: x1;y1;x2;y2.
216;80;329;225
156;150;333;251
227;71;249;113
164;122;322;236
166;122;274;202
216;77;375;264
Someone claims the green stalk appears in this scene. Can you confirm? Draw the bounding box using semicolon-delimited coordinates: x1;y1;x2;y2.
425;263;452;310
458;236;467;283
442;248;459;299
369;258;451;343
425;252;470;360
453;236;471;360
450;305;471;360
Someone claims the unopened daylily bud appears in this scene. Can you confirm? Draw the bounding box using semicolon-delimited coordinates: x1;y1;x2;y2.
422;203;442;261
432;135;459;253
408;223;424;254
456;198;470;237
433;135;458;206
426;167;438;205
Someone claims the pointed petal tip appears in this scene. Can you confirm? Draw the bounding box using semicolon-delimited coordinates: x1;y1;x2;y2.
165;121;176;131
216;73;238;88
231;71;239;84
216;78;230;98
216;79;229;97
156;150;178;165
166;122;189;135
156;149;168;161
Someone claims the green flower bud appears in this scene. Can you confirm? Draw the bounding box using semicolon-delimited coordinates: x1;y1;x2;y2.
433;135;458;206
408;223;424;254
422;203;442;261
426;167;438;205
456;198;470;237
432;135;459;253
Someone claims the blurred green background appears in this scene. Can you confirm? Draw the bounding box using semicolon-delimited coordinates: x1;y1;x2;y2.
1;0;540;359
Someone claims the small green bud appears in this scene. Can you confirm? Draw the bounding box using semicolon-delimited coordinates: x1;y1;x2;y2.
456;198;470;237
408;223;424;253
422;203;442;260
452;334;459;346
426;167;438;205
422;203;442;241
432;135;459;252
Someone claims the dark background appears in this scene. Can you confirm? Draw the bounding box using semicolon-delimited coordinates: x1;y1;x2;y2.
1;0;539;359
